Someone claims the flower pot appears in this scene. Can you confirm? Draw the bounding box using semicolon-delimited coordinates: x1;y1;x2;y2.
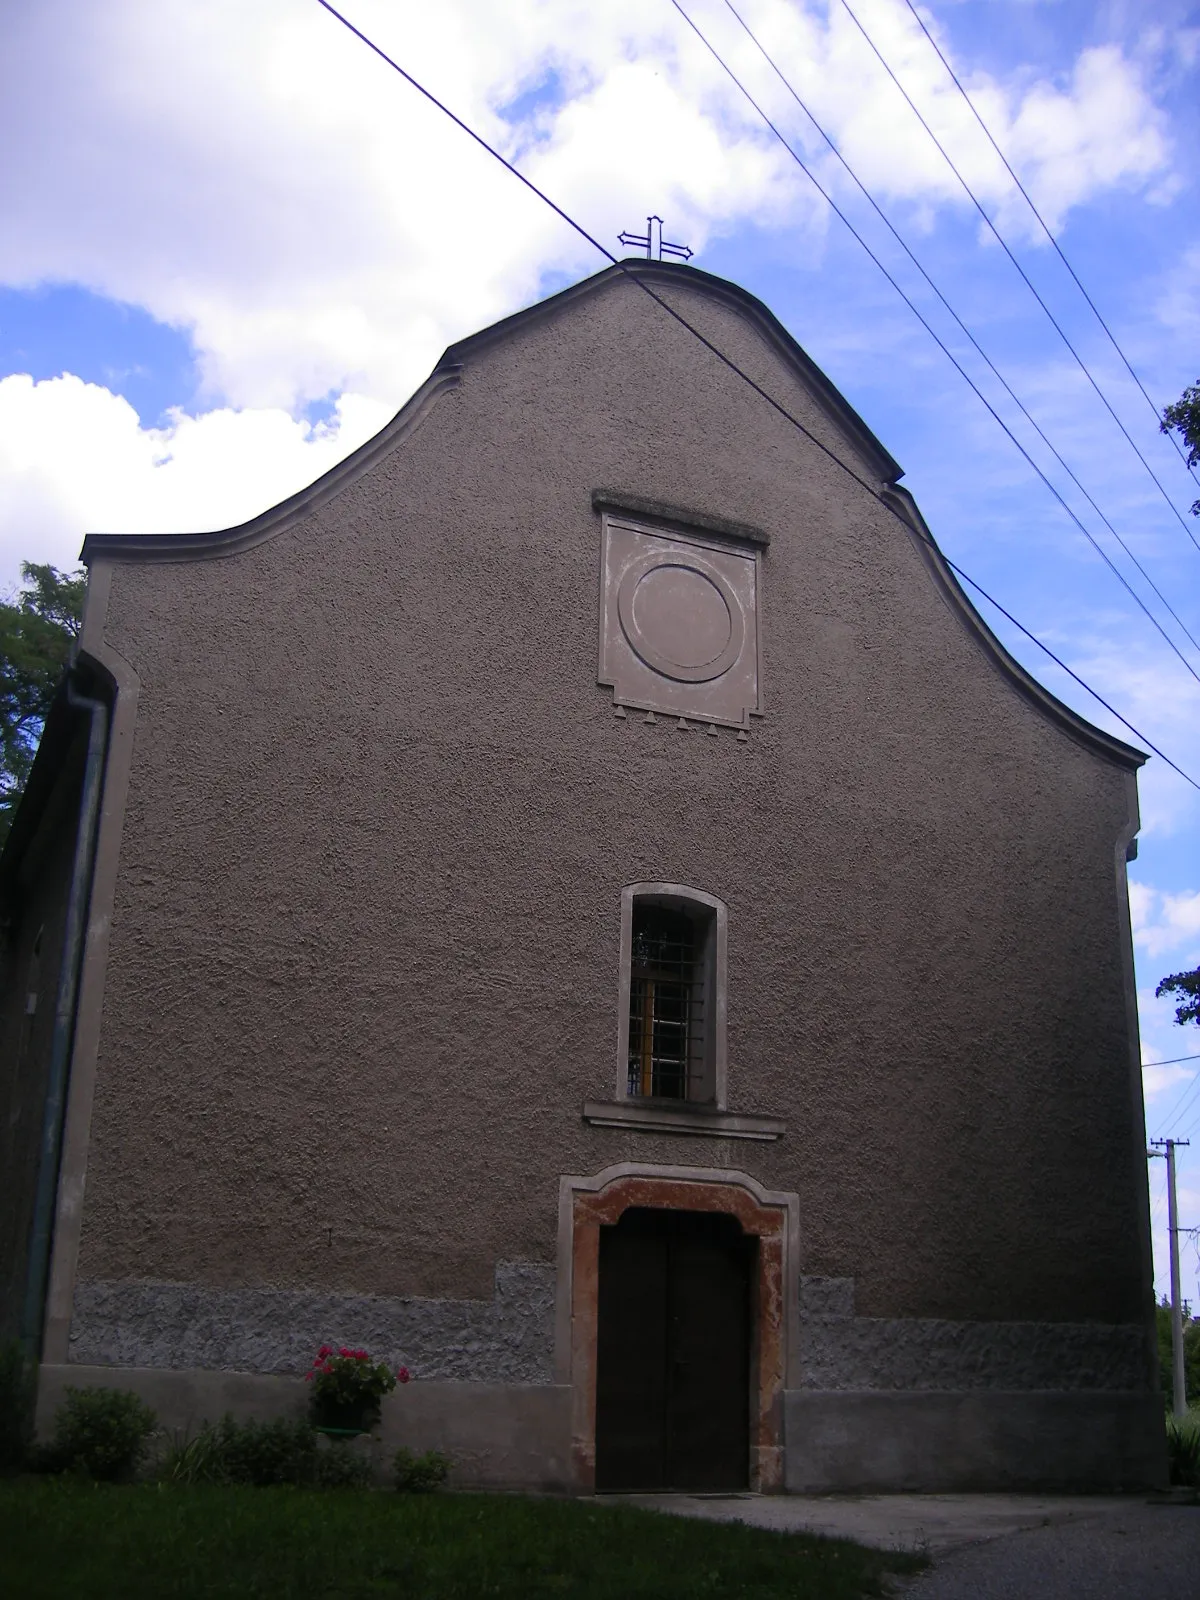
310;1398;381;1436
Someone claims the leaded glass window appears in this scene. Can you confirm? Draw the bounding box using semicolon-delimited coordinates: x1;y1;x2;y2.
627;906;696;1100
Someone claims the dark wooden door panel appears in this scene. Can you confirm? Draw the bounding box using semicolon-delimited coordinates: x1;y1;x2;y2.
668;1230;751;1491
595;1208;751;1493
595;1229;668;1490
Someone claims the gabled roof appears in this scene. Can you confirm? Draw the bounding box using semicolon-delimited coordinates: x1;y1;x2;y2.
80;260;898;568
75;259;1145;774
441;260;904;484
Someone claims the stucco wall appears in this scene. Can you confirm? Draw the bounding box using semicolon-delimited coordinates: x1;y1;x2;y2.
71;268;1151;1362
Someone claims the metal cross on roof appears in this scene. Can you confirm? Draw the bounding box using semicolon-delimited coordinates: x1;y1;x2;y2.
618;215;693;263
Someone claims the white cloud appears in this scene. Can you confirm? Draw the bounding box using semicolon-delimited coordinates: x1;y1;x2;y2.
1143;1061;1196;1100
1135;978;1199;1083
0;375;391;589
751;2;1173;234
1130;879;1155;935
1155;242;1200;350
0;0;1175;414
999;45;1175;228
1049;629;1200;842
0;0;793;411
1130;881;1200;961
1152;888;1200;955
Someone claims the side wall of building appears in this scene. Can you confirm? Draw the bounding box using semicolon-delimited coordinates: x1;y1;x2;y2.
0;731;86;1341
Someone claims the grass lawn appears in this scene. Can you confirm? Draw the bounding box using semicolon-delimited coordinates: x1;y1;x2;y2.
0;1478;925;1598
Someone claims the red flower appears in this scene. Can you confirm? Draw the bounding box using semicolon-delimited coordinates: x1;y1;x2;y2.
339;1346;351;1357
317;1344;333;1359
397;1367;411;1384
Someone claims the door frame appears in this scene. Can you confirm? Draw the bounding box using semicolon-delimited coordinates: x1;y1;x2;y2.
556;1163;800;1492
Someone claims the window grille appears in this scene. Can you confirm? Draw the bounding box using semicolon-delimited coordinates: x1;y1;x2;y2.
627;906;697;1100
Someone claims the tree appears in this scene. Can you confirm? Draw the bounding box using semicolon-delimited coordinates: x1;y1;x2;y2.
1152;383;1200;1023
1161;380;1200;516
0;563;86;846
1156;1296;1200;1407
1158;969;1200;1030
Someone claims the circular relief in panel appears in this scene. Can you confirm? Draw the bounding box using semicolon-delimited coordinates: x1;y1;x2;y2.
617;552;746;683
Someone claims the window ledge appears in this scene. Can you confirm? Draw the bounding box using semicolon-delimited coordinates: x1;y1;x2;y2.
582;1100;785;1142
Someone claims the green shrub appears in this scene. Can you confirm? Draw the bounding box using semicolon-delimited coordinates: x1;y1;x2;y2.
158;1423;232;1486
159;1415;370;1488
1166;1411;1200;1487
216;1416;319;1486
0;1342;37;1475
311;1441;374;1489
46;1386;157;1481
1155;1299;1200;1405
165;1416;317;1487
392;1446;450;1493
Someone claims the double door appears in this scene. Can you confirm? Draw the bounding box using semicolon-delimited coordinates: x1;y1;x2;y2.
595;1206;753;1492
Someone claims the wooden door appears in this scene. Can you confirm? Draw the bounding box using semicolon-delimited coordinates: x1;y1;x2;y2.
594;1207;752;1491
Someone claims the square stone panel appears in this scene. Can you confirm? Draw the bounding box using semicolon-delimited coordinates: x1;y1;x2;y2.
598;515;763;728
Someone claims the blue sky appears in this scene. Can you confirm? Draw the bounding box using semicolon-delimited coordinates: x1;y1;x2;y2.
2;0;1198;1305
0;286;198;427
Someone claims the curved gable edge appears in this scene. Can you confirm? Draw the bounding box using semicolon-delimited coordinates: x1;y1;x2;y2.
78;261;896;569
443;260;904;487
71;262;1143;784
885;485;1146;774
79;365;463;566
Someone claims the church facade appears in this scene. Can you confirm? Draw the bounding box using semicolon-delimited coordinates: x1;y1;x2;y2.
1;261;1164;1490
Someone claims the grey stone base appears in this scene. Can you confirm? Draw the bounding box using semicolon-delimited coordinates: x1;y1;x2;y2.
37;1364;573;1492
784;1390;1168;1493
68;1264;555;1382
796;1314;1151;1392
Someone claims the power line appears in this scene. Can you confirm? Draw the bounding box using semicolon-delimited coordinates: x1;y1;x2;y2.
311;0;1200;793
1140;1054;1200;1152
718;0;1200;661
312;1;891;497
1158;1054;1200;1132
1151;1160;1167;1223
897;0;1200;491
678;0;1200;678
941;565;1199;791
1176;1083;1200;1142
837;0;1200;557
1163;1078;1200;1139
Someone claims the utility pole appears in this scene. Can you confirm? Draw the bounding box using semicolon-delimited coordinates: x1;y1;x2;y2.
1150;1137;1190;1417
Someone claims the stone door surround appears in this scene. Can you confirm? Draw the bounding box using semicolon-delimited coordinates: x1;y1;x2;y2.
556;1163;799;1492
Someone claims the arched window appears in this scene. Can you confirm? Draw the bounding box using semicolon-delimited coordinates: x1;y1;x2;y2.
618;885;727;1107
